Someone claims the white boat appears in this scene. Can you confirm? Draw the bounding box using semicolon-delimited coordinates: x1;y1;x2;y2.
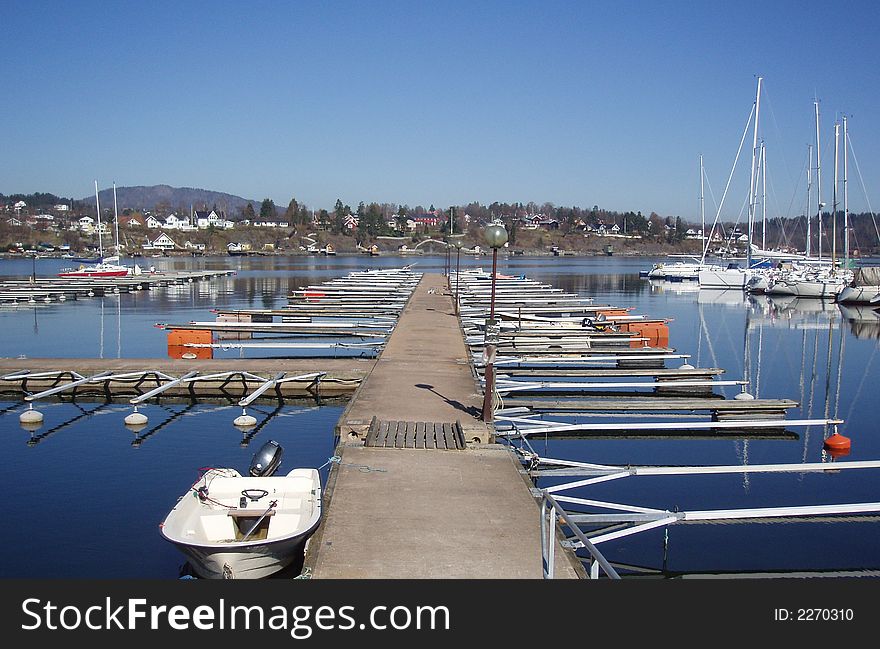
762;112;859;299
699;260;773;290
836;266;880;303
644;256;723;281
160;441;322;579
764;266;851;298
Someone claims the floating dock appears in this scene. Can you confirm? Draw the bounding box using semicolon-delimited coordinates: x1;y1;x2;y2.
0;269;235;304
0;359;370;399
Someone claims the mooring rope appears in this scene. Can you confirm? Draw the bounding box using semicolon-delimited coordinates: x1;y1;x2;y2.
319;455;387;473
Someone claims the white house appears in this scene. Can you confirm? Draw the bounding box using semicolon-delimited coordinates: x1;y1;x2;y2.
184;241;206;252
53;204;70;212
146;233;177;250
6;217;22;226
194;210;215;229
78;216;95;233
163;214;184;229
194;209;229;229
145;216;162;229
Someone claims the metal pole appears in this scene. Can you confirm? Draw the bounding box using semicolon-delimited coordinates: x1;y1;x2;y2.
843;115;849;267
481;247;498;422
815;100;823;260
455;246;461;315
490;246;498;321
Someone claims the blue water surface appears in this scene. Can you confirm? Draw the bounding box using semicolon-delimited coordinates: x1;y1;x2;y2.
1;253;878;577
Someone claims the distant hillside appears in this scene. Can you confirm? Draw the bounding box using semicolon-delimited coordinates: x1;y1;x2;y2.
82;185;258;215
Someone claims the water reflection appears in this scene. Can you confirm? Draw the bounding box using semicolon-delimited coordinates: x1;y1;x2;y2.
2;255;879;577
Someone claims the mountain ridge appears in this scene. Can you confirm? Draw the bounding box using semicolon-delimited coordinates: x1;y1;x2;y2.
81;184;259;214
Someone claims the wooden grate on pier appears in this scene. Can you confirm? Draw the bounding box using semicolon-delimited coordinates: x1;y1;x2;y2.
364;417;467;450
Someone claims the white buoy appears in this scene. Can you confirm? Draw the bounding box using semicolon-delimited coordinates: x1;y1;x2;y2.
680;363;695;369
181;352;197;360
734;391;755;400
125;410;148;426
234;409;257;428
19;408;43;424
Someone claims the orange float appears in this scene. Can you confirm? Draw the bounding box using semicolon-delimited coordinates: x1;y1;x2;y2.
167;329;213;359
823;432;852;456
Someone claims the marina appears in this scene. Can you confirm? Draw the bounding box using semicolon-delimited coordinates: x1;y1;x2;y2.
0;254;879;578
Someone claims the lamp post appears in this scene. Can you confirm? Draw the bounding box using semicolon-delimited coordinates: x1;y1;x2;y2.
454;243;462;315
481;223;508;423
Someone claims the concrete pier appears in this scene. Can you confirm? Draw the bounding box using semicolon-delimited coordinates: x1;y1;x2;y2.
307;274;582;579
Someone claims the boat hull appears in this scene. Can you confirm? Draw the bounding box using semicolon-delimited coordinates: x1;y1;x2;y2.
58;270;129;278
837;284;880;304
167;525;318;579
767;279;846;299
698;268;749;290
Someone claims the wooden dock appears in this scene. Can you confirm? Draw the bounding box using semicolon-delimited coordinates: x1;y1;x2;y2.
306;273;584;578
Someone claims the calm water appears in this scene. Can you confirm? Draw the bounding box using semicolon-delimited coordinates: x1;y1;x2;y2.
1;253;879;577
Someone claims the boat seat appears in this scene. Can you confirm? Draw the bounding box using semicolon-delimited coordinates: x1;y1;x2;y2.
200;513;236;542
266;513;304;539
227;508;276;518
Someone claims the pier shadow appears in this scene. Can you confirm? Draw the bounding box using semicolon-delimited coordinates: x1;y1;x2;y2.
414;383;480;419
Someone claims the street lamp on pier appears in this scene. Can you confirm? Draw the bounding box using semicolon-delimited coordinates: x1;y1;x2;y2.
454;242;462;315
480;223;508;423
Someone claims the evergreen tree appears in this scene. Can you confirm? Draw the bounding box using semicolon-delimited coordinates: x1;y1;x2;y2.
259;199;276;220
285;198;299;223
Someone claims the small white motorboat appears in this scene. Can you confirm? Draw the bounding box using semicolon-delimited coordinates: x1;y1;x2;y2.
160;440;322;579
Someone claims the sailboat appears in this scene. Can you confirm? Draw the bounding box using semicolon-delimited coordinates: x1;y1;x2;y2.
59;181;130;278
643;156;723;281
836;116;880;303
765;117;853;298
699;77;769;290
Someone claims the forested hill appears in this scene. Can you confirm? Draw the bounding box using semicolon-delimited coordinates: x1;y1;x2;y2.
82;185;257;213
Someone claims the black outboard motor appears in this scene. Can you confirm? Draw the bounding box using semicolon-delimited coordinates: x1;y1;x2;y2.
249;440;283;477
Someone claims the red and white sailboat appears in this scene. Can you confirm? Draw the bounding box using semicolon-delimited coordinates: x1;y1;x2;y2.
59;181;130;278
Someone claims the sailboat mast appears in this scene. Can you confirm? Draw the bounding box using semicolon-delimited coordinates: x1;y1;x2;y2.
761;141;767;250
843;115;849;268
700;154;705;258
746;76;763;269
113;182;120;258
832;121;839;265
94;180;103;258
815;100;823;260
806;144;812;257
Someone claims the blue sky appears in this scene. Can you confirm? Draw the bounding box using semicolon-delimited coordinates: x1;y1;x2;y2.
2;0;879;222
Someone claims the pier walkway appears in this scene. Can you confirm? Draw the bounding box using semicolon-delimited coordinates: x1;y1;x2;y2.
307;274;582;579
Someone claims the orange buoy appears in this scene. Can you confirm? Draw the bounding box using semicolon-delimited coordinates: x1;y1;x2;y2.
824;432;852;454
